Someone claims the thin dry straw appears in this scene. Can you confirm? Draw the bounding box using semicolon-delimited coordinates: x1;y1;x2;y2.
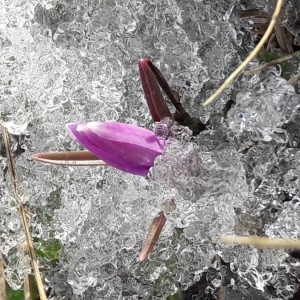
1;124;47;300
220;235;300;249
202;0;284;107
0;253;6;300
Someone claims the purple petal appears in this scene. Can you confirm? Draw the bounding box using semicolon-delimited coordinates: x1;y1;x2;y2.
66;122;165;176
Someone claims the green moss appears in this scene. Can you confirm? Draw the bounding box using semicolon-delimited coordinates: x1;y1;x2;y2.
6;282;24;300
33;237;62;261
258;49;282;63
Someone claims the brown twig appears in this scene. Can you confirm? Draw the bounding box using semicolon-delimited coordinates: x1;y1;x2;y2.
244;50;300;75
274;25;294;53
202;0;284;107
1;124;47;300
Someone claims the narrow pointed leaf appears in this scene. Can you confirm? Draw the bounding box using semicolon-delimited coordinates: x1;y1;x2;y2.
143;59;207;135
139;59;173;122
32;151;107;166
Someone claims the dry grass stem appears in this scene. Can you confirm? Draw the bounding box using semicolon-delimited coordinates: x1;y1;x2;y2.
0;253;7;300
24;274;40;300
24;274;31;300
244;50;300;75
202;0;284;107
1;124;47;300
287;71;300;87
274;25;294;53
220;235;300;249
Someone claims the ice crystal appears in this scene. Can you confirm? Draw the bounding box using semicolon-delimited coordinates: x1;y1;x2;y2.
1;0;300;299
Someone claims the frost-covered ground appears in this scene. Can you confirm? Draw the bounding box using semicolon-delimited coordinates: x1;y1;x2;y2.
1;0;300;299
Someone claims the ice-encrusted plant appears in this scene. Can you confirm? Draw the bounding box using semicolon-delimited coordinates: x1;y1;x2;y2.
3;0;300;299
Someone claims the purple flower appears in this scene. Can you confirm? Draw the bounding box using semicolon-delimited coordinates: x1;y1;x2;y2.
66;122;166;176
